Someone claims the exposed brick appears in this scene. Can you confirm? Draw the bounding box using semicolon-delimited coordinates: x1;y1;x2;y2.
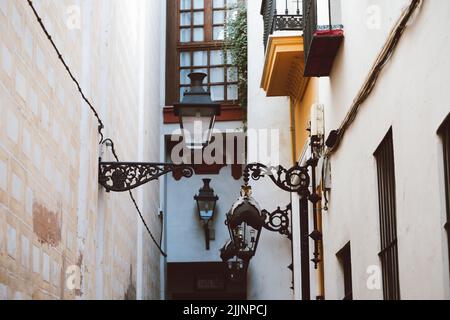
0;284;8;300
22;127;31;158
26;187;33;216
6;111;19;144
32;244;40;274
0;159;7;191
24;27;33;59
21;235;29;269
0;0;7;16
36;47;45;75
28;88;39;116
33;143;42;169
7;224;16;258
43;252;50;282
11;173;22;201
11;5;22;38
15;69;27;101
1;44;13;77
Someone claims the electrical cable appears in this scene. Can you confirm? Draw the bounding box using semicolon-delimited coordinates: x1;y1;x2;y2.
27;0;167;257
102;139;167;257
325;0;423;158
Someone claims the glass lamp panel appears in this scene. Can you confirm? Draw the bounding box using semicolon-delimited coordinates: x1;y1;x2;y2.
182;113;212;149
198;200;215;220
245;225;257;252
211;86;225;101
210;67;225;83
180;29;191;42
193;28;204;42
193;51;208;66
193;0;204;9
193;12;204;25
213;26;225;40
180;12;191;26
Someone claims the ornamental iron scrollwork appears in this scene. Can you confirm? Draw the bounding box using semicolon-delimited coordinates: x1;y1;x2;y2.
273;15;304;32
244;163;310;196
263;204;292;239
99;162;194;192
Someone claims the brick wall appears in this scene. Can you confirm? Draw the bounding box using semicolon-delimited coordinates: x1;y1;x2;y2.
0;0;162;300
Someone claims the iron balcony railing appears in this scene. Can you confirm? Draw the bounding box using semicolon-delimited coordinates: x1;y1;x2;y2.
303;0;344;67
261;0;304;49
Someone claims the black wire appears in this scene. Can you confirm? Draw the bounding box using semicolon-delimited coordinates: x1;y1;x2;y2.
27;0;167;257
102;139;168;257
27;0;104;140
326;0;422;157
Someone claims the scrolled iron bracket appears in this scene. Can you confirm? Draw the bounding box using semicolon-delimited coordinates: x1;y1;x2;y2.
244;163;310;196
262;204;292;239
99;162;194;192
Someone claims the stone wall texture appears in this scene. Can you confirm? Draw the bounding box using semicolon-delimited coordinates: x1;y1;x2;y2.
0;0;163;300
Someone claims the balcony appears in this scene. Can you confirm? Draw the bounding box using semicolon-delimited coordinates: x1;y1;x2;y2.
303;0;344;77
261;0;304;49
260;0;308;98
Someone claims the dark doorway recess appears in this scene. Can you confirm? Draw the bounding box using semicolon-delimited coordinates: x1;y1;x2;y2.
167;262;247;300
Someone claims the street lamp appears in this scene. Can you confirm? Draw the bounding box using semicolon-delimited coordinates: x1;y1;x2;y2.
194;178;219;250
220;133;323;300
220;240;247;282
98;73;221;193
225;186;265;262
174;73;221;150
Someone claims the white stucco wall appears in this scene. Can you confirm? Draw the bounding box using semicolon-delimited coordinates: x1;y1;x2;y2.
320;0;450;300
166;166;243;263
246;0;294;300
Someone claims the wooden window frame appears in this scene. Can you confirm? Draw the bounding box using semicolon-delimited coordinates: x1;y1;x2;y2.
374;129;401;300
178;48;238;102
167;0;240;106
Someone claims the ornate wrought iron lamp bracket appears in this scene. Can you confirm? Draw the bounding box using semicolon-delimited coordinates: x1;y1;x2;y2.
262;204;292;239
243;163;311;196
98;162;194;193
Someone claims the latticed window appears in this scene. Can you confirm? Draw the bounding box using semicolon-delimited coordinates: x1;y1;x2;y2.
374;129;401;300
166;0;239;105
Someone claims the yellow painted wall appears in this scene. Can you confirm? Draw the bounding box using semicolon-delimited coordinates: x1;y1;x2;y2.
291;78;318;162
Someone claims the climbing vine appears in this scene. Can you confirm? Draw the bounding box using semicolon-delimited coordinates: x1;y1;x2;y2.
224;1;248;115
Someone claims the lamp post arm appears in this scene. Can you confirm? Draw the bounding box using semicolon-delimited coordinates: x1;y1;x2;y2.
99;162;194;193
244;163;310;196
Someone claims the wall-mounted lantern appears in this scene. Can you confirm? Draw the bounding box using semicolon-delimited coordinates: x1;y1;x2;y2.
194;178;219;250
174;73;221;150
98;73;221;193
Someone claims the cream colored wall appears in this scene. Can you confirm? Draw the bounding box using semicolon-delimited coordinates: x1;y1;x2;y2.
293;78;317;161
247;0;294;300
320;0;450;300
0;0;163;300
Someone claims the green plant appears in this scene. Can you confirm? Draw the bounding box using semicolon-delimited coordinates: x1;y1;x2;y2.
224;1;248;114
